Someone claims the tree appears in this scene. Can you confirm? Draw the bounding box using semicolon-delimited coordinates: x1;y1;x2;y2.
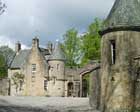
61;28;80;68
0;46;15;67
0;46;15;78
80;18;103;65
0;0;6;15
0;54;7;78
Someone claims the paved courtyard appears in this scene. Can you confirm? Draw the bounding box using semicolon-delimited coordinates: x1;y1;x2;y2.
0;96;99;112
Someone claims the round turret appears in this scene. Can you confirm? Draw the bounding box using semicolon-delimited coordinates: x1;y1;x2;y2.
100;0;140;111
47;42;65;97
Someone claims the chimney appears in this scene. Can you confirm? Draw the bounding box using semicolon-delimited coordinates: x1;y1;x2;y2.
46;42;53;53
15;41;21;54
32;37;39;48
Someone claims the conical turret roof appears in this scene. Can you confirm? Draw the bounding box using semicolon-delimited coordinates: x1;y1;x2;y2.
100;0;140;35
49;42;65;61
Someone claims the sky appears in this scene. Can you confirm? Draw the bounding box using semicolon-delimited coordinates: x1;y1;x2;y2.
0;0;114;49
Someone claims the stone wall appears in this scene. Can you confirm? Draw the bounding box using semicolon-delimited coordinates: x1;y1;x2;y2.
48;60;65;97
0;78;9;95
101;31;140;112
89;67;101;110
24;46;48;96
8;69;21;96
133;58;140;110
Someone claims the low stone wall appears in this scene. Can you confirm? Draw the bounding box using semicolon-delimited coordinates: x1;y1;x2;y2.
0;78;10;95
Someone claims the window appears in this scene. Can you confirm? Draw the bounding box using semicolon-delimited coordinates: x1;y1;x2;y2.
110;40;116;64
53;77;56;84
31;75;35;82
44;80;48;90
19;80;23;91
32;64;36;72
111;76;115;81
57;64;59;70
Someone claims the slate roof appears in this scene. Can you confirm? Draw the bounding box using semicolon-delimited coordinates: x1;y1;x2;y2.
79;60;100;76
49;42;65;61
10;50;30;69
39;48;50;56
7;52;16;68
10;47;52;69
100;0;140;35
39;47;50;61
10;42;65;69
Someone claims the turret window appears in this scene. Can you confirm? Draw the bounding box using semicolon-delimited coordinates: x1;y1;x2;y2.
57;64;60;70
110;40;116;64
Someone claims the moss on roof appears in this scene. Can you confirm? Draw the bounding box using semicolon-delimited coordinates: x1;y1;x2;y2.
100;0;140;35
10;50;30;69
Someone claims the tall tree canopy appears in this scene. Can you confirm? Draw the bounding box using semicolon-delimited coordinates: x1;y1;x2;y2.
0;54;7;78
0;46;15;66
0;0;6;15
61;18;104;67
0;46;15;78
61;28;80;68
80;18;103;65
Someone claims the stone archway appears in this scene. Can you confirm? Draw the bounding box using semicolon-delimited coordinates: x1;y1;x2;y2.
67;82;74;97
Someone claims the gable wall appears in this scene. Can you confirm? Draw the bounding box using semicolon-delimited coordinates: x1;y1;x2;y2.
24;47;48;96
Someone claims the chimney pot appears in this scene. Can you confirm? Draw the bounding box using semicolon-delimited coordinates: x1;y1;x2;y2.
32;37;39;48
15;41;21;54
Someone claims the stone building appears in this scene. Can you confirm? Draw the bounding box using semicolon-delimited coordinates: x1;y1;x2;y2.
79;61;100;109
8;37;80;97
0;78;10;96
99;0;140;111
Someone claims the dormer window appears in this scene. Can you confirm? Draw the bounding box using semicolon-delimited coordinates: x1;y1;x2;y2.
110;40;116;65
32;64;36;72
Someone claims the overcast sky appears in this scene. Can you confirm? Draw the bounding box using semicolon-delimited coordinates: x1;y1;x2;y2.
0;0;114;49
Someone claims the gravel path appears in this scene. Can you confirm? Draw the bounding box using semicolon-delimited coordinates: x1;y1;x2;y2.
0;96;99;112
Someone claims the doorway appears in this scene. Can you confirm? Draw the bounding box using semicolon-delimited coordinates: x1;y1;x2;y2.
67;82;74;97
82;79;88;97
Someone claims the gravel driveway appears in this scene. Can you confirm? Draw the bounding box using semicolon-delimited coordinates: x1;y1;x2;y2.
0;96;99;112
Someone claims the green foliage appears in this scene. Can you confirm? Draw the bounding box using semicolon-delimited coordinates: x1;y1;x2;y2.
80;18;103;65
61;28;80;68
0;0;6;15
11;72;25;93
12;72;25;84
132;108;140;112
0;54;7;78
0;46;15;78
0;46;15;66
83;73;90;94
61;18;104;67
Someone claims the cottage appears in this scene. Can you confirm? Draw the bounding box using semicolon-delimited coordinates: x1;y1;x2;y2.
8;37;80;97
